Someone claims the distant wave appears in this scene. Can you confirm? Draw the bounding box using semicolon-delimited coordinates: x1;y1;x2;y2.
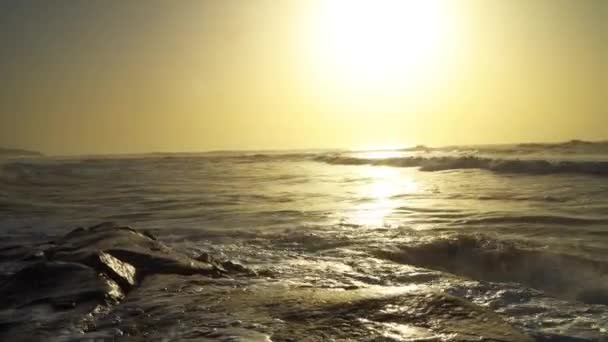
398;140;608;155
397;145;433;152
0;147;42;158
223;152;319;163
375;234;608;305
455;214;608;226
516;139;608;150
316;155;608;176
0;153;317;186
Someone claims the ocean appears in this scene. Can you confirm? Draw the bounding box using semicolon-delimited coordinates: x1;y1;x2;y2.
1;140;608;341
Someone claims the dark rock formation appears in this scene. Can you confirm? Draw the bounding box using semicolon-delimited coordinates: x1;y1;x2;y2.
0;261;124;309
50;222;225;280
0;222;239;340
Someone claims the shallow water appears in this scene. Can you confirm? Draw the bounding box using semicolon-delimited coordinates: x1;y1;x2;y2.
2;141;608;340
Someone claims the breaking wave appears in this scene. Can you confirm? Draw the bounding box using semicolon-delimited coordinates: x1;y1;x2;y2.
400;139;608;155
317;155;608;176
375;234;608;305
455;214;608;226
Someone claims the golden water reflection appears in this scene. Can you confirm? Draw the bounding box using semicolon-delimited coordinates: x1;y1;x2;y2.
350;166;420;227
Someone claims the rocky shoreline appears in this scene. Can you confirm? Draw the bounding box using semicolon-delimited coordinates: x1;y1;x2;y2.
1;223;539;341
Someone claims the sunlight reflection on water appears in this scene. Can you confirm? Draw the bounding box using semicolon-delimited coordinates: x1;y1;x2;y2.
351;166;420;227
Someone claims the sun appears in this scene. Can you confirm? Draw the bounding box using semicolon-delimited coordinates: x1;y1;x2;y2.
307;0;456;95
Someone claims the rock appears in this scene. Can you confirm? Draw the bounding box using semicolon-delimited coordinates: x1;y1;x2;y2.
0;222;238;340
105;248;220;276
195;252;214;263
49;222;225;279
221;260;256;276
0;261;124;340
54;249;137;290
141;229;157;241
0;261;124;309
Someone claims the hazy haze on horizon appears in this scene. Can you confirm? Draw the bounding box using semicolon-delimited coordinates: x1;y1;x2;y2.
1;0;606;155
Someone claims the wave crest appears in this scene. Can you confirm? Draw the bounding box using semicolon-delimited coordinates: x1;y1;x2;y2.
317;155;608;176
375;234;608;305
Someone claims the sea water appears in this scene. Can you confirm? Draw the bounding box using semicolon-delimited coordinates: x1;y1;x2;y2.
1;141;608;340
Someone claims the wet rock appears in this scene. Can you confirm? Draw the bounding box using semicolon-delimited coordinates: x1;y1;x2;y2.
0;222;239;340
0;261;124;309
196;252;256;276
195;251;214;263
50;222;225;279
221;260;256;276
141;229;157;241
55;249;137;290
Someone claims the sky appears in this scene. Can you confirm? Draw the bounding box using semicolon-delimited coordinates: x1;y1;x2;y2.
0;0;606;155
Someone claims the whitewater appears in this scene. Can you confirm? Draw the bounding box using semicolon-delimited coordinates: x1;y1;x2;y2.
1;140;608;341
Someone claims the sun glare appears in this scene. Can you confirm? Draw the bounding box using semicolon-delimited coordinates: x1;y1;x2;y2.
351;166;420;227
308;0;457;94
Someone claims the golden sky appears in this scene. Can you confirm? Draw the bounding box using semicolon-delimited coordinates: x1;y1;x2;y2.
0;0;606;154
